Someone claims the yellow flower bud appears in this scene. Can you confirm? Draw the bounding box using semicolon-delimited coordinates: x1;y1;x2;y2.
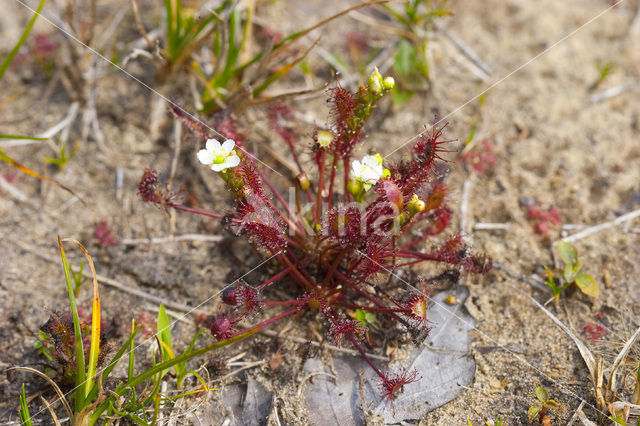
296;173;310;191
368;67;383;95
408;193;426;215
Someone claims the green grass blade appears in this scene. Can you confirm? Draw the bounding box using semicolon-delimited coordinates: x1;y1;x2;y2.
0;147;84;204
0;134;48;140
232;0;389;79
164;0;174;56
85;326;139;403
157;305;173;379
0;0;46;80
220;8;241;86
19;384;33;426
90;327;260;424
57;236;87;412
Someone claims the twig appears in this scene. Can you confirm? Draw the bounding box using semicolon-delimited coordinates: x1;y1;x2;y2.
523;293;598;386
0;102;79;148
94;8;127;51
130;0;154;48
12;237;205;315
296;372;338;398
567;400;586;426
168;120;183;190
590;80;637;103
39;395;62;426
492;262;550;293
576;408;598;426
560;208;640;243
8;367;73;420
96;273;206;315
120;234;224;245
432;20;492;77
0;174;30;203
473;222;512;231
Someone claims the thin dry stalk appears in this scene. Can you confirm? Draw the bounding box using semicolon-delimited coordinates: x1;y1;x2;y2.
560;208;640;243
9;367;73;420
39;395;63;426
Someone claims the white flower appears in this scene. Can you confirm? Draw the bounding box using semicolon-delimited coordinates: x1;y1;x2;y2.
351;154;384;190
197;138;241;172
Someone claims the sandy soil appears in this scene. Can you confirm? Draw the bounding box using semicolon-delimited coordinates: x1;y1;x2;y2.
1;0;639;424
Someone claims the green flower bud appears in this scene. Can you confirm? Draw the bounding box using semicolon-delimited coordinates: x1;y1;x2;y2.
407;194;426;215
368;67;383;95
382;76;395;90
348;179;365;201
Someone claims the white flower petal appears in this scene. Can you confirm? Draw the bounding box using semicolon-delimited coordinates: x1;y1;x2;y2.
210;163;227;172
197;149;214;164
221;139;235;154
362;155;379;168
224;153;240;168
351;160;363;176
206;139;221;152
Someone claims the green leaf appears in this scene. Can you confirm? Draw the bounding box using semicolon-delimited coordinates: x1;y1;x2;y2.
0;0;47;80
90;327;260;423
557;241;578;265
545;399;560;408
534;386;548;403
543;265;558;294
563;263;574;283
19;383;32;426
575;274;599;298
527;406;541;423
393;39;418;76
609;415;627;426
157;305;173;379
0;134;48;140
57;237;87;412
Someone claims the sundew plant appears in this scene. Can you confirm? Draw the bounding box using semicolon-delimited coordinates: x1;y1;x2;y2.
139;68;491;403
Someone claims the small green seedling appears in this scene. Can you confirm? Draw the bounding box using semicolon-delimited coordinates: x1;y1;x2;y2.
544;241;599;307
42;139;77;169
355;308;376;327
70;259;89;295
609;414;640;426
466;417;504;426
528;386;560;424
384;0;451;105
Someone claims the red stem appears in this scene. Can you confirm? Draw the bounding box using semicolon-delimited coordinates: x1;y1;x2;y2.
343;156;352;203
262;300;305;306
257;268;291;290
346;333;383;378
315;150;326;225
277;253;315;291
327;154;338;211
231;306;300;339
